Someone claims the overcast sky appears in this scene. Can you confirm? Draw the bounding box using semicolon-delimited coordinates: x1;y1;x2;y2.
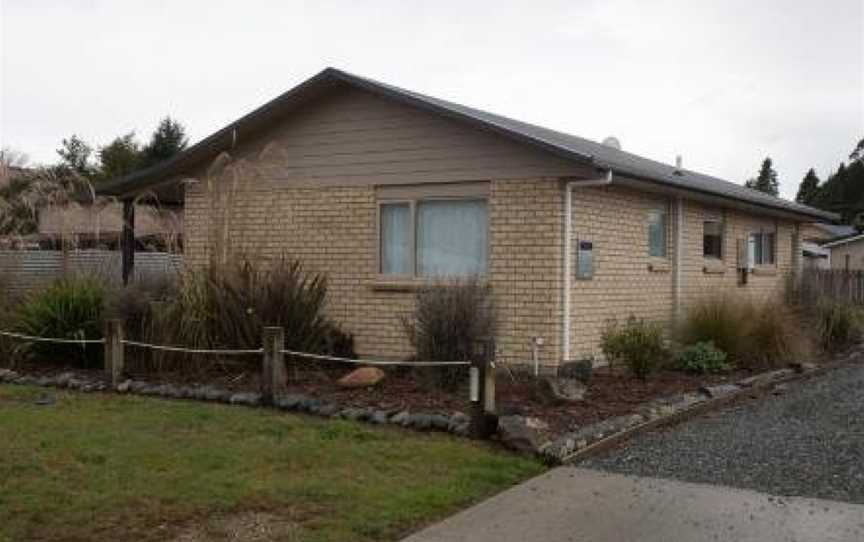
1;0;862;199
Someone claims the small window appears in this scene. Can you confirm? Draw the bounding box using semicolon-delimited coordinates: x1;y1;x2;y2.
647;208;667;258
379;195;488;278
749;231;776;265
703;219;723;259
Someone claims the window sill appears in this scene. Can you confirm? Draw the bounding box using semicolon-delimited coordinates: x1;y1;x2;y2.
370;276;488;292
752;267;778;277
648;260;671;273
703;262;726;274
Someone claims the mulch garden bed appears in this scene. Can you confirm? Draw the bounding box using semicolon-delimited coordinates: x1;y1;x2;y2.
10;358;755;437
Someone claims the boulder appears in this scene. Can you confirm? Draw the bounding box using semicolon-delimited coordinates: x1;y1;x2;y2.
229;392;261;406
390;410;410;425
497;415;551;455
115;380;132;393
699;383;741;398
337;367;385;389
558;359;594;384
533;377;586;404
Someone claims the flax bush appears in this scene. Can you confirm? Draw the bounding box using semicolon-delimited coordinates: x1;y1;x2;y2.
673;341;730;374
814;301;863;353
601;316;668;379
402;277;496;391
13;277;106;368
141;257;354;373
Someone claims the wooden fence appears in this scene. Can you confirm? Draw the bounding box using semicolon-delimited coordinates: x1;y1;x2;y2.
800;268;864;305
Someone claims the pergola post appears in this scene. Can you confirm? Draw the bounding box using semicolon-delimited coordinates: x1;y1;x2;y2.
121;199;135;285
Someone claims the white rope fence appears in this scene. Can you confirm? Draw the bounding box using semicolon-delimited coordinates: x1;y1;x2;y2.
280;349;470;367
0;330;105;345
121;339;262;356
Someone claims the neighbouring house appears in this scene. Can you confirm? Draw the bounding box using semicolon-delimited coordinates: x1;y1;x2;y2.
821;233;864;271
97;67;838;367
800;223;856;269
37;199;183;251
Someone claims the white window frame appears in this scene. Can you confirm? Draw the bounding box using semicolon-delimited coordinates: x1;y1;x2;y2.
647;206;669;258
376;182;490;279
749;229;776;266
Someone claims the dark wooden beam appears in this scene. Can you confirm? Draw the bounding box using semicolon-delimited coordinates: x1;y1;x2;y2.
121;199;135;285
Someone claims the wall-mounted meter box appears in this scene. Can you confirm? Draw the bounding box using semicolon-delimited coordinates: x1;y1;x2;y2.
576;240;593;280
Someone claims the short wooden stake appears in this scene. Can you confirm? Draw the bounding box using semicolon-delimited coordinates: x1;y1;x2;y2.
261;326;286;405
104;319;124;387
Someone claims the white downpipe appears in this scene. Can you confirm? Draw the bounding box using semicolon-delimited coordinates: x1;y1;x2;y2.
562;170;613;363
673;197;684;323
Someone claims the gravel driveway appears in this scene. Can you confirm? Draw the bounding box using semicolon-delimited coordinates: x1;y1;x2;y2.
583;362;864;504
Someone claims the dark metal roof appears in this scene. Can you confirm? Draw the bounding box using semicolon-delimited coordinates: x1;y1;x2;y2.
98;67;838;222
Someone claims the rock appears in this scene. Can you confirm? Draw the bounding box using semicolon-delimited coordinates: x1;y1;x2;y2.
699;383;741;398
737;369;795;388
229;392;261;406
34;395;55;406
409;413;433;430
498;415;551;454
337;367;385;389
390;410;410;425
317;403;340;417
275;394;304;410
205;388;231;402
448;412;469;432
370;410;390;424
15;375;37;386
0;369;14;382
298;397;321;412
129;381;149;393
343;408;371;422
558;359;594;384
35;376;55;387
430;414;450;430
533;377;586;404
54;372;74;387
791;362;818;373
115;380;132;393
452;422;470;437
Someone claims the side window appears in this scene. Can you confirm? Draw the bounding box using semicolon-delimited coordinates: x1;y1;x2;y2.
748;230;776;265
647;207;668;258
703;219;723;259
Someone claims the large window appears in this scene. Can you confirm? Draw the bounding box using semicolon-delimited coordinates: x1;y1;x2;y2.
648;207;668;258
379;197;488;277
703;219;723;259
748;231;776;265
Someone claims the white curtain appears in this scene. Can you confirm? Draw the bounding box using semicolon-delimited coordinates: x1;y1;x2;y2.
417;199;487;276
381;203;410;274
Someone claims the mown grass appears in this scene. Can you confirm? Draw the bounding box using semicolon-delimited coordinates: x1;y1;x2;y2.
0;385;542;542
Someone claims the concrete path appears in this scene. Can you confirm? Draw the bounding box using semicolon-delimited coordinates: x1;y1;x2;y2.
403;467;864;542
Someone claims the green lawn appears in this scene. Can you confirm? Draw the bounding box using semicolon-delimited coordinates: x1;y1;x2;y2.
0;385;542;542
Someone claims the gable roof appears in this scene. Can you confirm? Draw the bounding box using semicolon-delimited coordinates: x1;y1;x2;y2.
97;67;837;222
822;231;864;248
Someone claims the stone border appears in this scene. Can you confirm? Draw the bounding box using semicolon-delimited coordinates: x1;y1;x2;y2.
0;370;472;438
540;351;861;464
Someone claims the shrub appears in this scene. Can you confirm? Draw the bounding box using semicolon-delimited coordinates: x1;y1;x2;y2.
678;297;753;363
601;316;668;379
747;302;811;368
674;341;730;374
815;301;862;352
13;277;106;368
106;271;179;340
142;257;354;373
402;277;496;390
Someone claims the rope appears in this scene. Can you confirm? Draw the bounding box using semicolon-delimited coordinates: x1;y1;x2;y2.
122;339;262;355
0;330;105;345
280;349;470;367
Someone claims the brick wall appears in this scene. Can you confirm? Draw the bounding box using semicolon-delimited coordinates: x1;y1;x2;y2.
184;177;563;363
567;186;797;361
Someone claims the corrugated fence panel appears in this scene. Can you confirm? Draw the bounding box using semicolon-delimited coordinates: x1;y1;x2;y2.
0;250;183;295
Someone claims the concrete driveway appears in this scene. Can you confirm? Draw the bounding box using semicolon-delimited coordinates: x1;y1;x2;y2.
403;468;864;542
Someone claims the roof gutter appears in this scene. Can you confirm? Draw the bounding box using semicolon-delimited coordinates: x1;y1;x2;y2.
562;170;613;363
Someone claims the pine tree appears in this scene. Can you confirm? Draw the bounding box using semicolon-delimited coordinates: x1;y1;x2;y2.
795;168;821;205
744;157;780;196
142;117;188;167
56;135;95;178
97;132;143;182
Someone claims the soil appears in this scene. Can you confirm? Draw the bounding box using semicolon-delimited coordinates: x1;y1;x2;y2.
11;358;757;438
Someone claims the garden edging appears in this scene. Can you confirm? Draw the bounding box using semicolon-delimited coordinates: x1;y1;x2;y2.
541;349;862;465
0;370;473;438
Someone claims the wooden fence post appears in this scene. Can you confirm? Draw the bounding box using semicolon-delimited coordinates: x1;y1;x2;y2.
104;319;124;387
261;326;286;406
469;338;497;439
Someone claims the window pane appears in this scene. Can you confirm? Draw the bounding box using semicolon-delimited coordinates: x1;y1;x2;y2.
417;200;488;276
703;220;723;259
764;232;775;264
750;233;764;265
380;203;410;275
648;209;667;257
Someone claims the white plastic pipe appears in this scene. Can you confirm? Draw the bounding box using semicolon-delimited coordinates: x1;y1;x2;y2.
562;171;613;363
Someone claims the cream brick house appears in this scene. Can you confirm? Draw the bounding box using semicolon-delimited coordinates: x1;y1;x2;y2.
99;68;837;368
